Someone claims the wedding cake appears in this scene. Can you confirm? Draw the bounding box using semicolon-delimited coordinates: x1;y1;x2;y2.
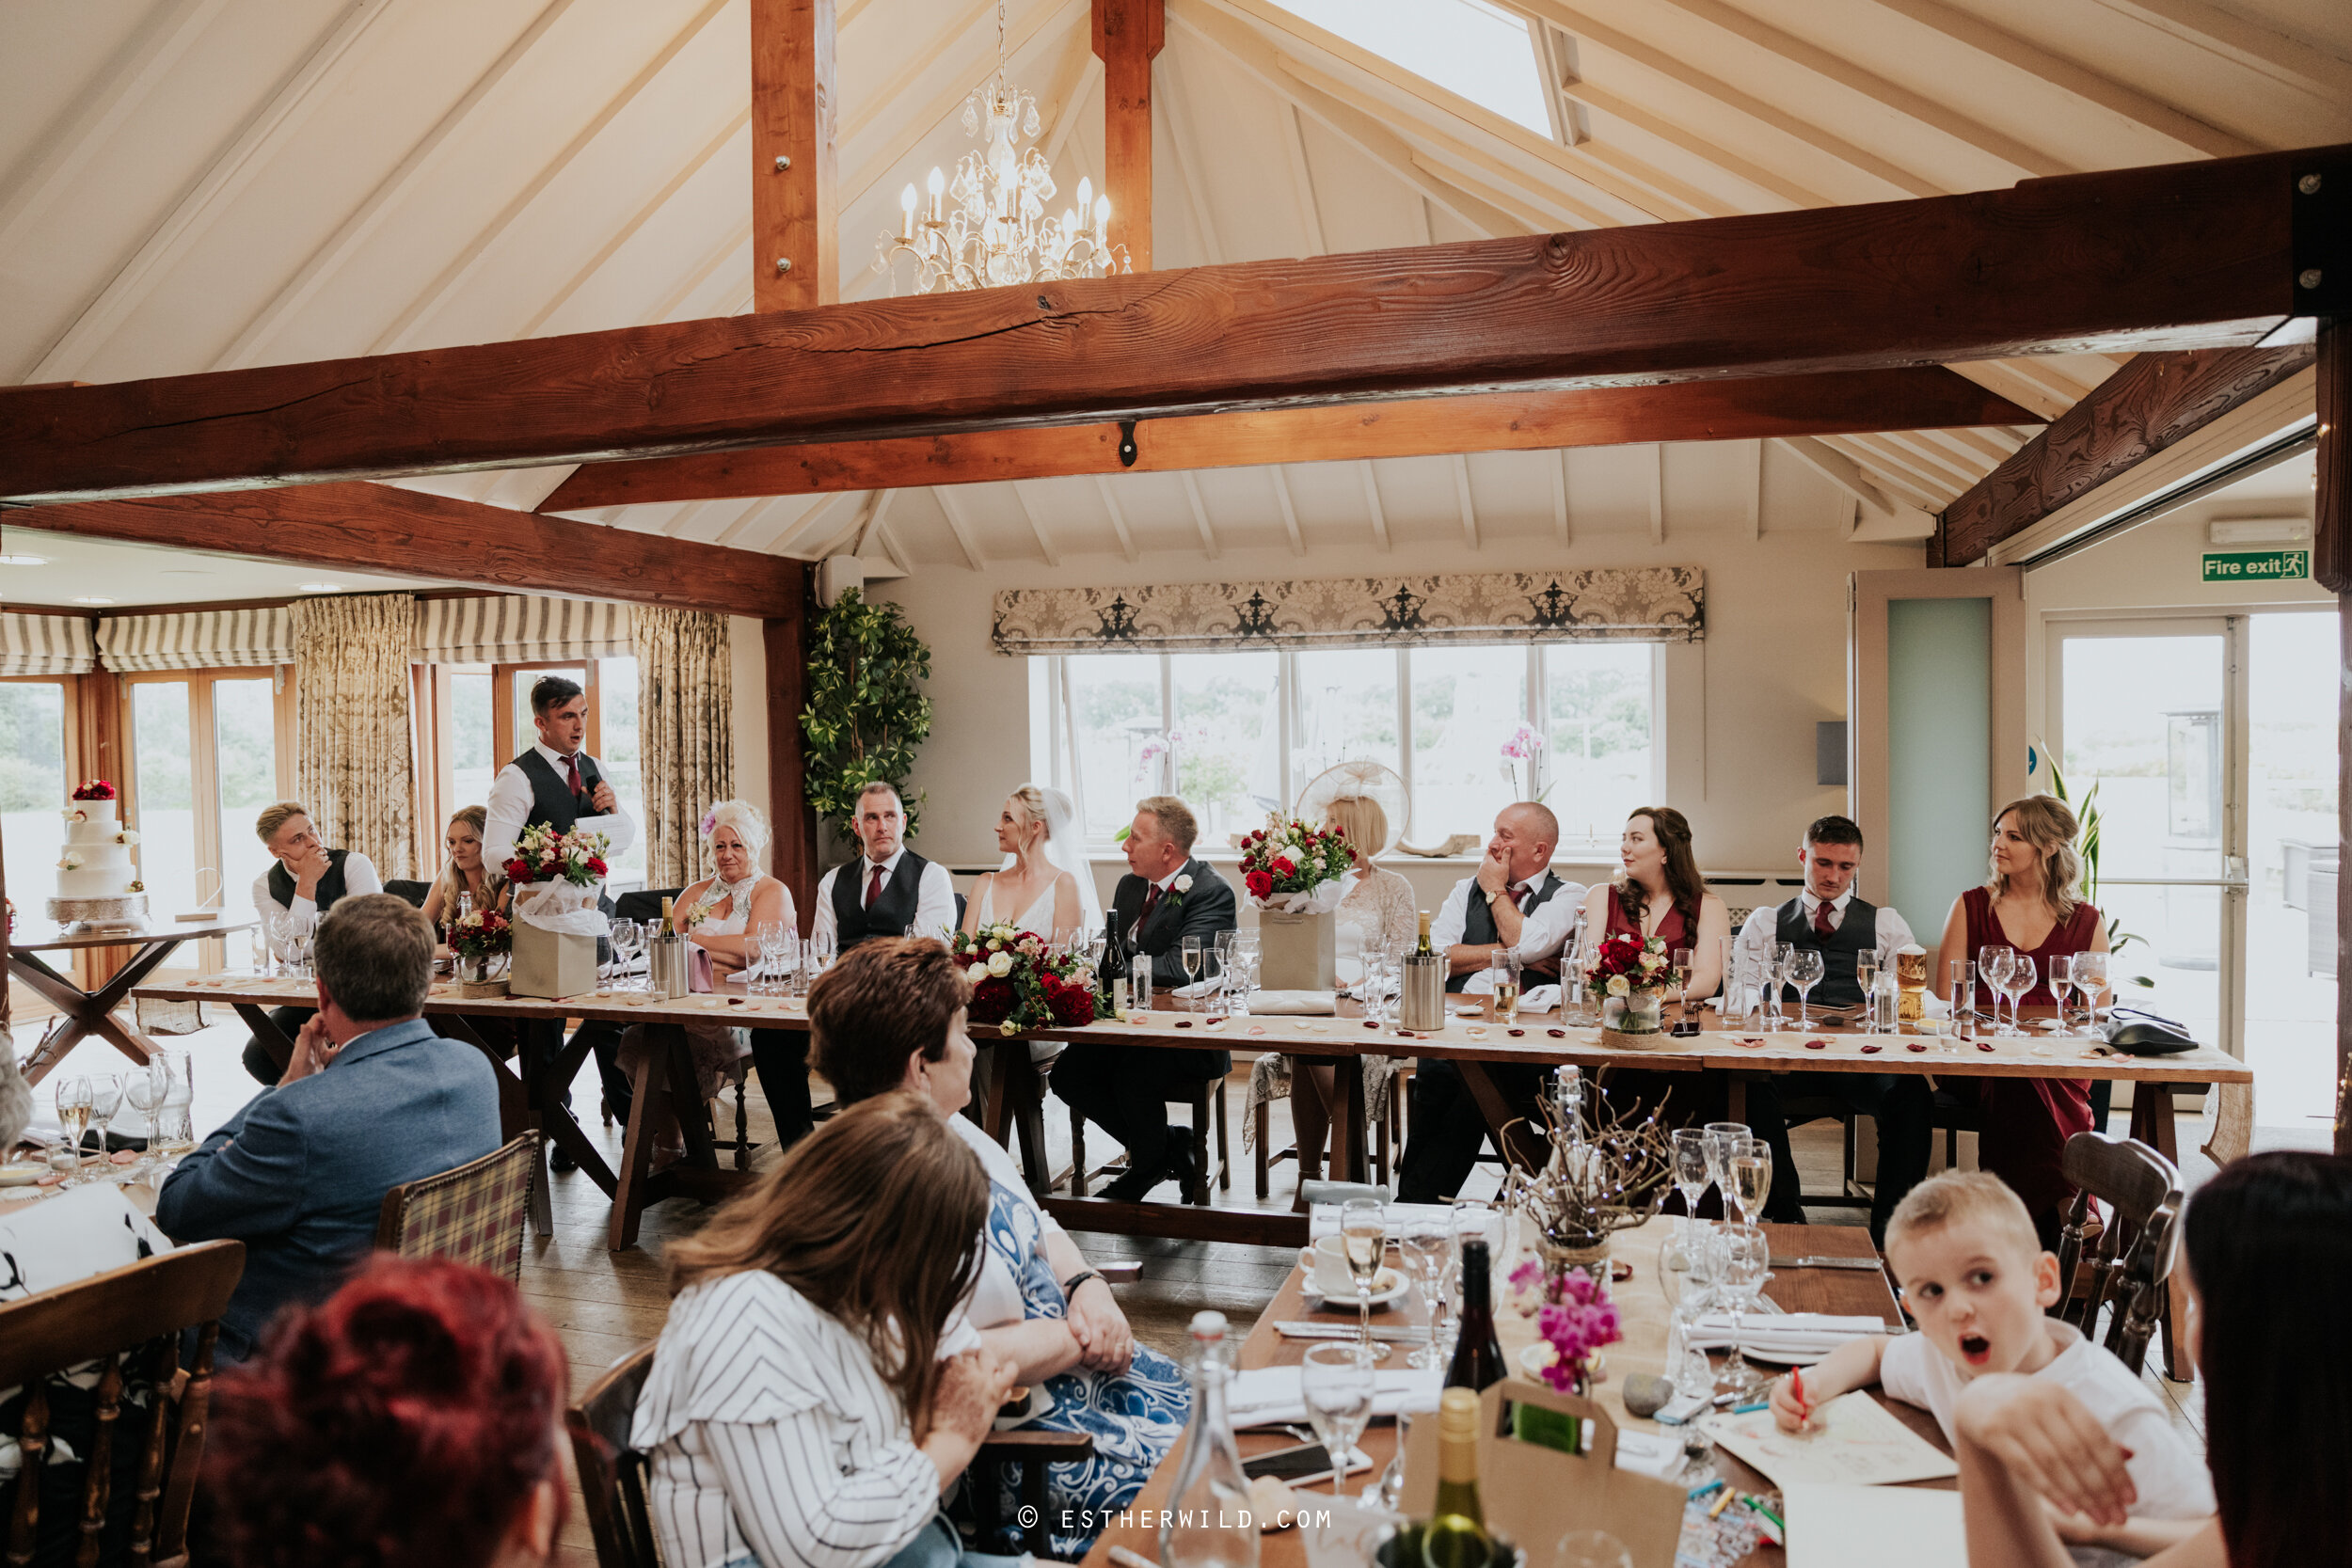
50;782;147;928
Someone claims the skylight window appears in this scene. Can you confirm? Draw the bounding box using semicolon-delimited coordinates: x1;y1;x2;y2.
1270;0;1552;136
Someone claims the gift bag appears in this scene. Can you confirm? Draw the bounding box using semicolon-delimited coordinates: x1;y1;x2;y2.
510;879;603;999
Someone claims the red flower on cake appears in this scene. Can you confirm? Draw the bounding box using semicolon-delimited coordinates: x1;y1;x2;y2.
71;780;118;801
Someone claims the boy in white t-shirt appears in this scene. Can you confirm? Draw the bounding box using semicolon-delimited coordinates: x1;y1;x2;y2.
1767;1169;2212;1557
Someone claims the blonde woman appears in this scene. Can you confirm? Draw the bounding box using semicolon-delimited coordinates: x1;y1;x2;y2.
421;805;507;935
1245;792;1416;1185
1932;794;2112;1247
960;785;1092;938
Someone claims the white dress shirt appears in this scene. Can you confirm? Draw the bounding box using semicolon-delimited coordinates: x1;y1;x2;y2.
1731;887;1915;995
811;847;959;947
1430;870;1588;963
481;741;639;877
250;851;383;960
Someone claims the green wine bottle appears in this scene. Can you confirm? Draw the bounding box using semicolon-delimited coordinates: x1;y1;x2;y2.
1420;1386;1494;1568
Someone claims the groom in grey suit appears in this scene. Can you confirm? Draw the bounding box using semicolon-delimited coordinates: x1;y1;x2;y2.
159;895;501;1360
1055;795;1238;1202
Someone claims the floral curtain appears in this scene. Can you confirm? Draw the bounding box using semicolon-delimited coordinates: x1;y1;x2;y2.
632;605;735;888
990;567;1705;654
291;594;417;879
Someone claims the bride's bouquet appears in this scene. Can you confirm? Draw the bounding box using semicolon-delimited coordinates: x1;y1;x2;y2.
950;923;1099;1037
1237;814;1357;914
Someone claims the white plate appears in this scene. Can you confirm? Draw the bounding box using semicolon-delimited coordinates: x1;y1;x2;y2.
1303;1267;1409;1309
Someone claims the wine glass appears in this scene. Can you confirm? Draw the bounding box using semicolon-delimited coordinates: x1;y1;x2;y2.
1767;942;1795;1026
1179;934;1205;1008
1702;1121;1747;1214
1299;1343;1377;1496
262;911;292;975
2046;954;2074;1035
1669;1129;1710;1262
52;1076;92;1181
812;929;836;974
2006;956;2039;1048
2072;950;2109;1031
121;1071;160;1178
1854;950;1881;1032
1553;1530;1635;1568
1341;1198;1391;1363
1977;945;2015;1031
1729;1135;1772;1226
1715;1224;1772;1399
1786;948;1825;1027
609;919;642;990
1400;1214;1451;1369
87;1073;125;1166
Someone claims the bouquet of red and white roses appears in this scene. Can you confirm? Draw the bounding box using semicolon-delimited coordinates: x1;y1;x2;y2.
71;780;118;802
501;822;610;887
1237;814;1357;913
448;907;512;962
951;923;1099;1037
1582;930;1669;996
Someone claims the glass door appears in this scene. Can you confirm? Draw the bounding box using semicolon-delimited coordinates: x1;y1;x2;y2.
2246;611;2339;1135
2051;617;2245;1060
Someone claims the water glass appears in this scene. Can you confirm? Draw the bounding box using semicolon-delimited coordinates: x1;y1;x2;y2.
1299;1343;1377;1496
149;1051;198;1155
1716;1225;1772;1399
1400;1215;1451;1369
1129;953;1153;1012
1947;960;1977;1051
1767;942;1795;1025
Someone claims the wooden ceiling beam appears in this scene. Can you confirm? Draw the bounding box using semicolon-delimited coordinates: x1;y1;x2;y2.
12;483;803;618
0;142;2332;507
538;369;2039;509
1093;0;1164;268
1937;341;2320;566
752;0;839;310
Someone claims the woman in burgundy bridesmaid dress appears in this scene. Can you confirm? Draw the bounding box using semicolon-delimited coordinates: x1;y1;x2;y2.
1933;795;2114;1248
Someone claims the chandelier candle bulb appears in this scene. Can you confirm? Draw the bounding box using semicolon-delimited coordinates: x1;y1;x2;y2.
899;183;915;239
927;166;945;222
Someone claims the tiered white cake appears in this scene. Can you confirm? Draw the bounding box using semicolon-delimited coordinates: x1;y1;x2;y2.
50;788;147;927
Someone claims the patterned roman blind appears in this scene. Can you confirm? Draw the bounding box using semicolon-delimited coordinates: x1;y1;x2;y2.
0;610;98;675
416;594;632;663
96;606;294;672
990;568;1705;655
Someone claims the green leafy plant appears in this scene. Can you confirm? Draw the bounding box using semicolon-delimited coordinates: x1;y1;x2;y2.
2037;742;2155;989
801;588;933;842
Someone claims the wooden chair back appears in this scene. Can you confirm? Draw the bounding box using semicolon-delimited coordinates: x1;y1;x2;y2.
564;1345;660;1568
2053;1131;2182;1375
0;1239;246;1568
374;1133;540;1282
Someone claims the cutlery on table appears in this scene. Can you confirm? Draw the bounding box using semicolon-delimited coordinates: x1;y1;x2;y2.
1767;1255;1885;1271
1274;1321;1430;1343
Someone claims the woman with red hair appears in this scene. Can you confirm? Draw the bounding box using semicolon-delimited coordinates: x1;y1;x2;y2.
203;1257;569;1568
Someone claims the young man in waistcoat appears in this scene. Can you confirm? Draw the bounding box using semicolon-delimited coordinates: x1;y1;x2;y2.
809;782;959;951
1395;802;1584;1203
243;801;386;1085
1731;815;1928;1242
484;675;639;1166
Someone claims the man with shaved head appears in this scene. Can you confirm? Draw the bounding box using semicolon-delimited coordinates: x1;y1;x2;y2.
1396;801;1585;1203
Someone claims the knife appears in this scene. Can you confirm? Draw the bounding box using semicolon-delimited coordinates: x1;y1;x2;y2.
1768;1255;1884;1271
1275;1321;1431;1343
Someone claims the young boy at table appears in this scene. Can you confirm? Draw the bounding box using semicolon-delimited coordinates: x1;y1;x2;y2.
1766;1170;2212;1556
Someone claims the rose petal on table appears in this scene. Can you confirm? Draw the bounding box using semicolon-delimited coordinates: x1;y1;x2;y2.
1907;1042;1930;1053
1738;1037;1766;1049
1978;1041;1996;1052
1508;1028;1525;1037
110;1148;140;1164
1804;1039;1829;1051
1547;1028;1567;1038
1860;1043;1883;1053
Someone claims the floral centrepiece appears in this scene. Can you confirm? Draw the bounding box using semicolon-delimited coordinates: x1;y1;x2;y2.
1584;929;1670;1036
448;908;512;963
501;822;611;887
950;923;1098;1037
71;780;118;802
1237;814;1357;913
1508;1257;1622;1394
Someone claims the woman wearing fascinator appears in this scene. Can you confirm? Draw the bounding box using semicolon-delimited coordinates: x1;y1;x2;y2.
961;784;1101;941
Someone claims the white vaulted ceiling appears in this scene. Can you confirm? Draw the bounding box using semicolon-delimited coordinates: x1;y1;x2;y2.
0;0;2344;589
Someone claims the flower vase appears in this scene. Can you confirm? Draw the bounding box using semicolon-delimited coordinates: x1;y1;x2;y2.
456;954;486;984
1599;989;1666;1050
1536;1231;1613;1287
454;951;509;998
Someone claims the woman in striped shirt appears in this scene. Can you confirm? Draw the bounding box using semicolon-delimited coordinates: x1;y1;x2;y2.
632;1095;1026;1568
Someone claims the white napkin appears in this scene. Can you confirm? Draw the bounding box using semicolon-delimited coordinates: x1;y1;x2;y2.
1172;977;1223;998
1685;1312;1893;1360
1244;990;1338;1015
1227;1366;1443;1429
1308;1201;1453;1240
1453;972;1563;1014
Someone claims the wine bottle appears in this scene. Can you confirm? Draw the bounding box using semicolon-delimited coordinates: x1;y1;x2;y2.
1421;1386;1494;1568
1415;909;1435;958
1444;1237;1506;1392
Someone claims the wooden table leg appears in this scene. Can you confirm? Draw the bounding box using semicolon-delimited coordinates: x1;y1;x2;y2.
609;1025;751;1251
2129;1082;2195;1383
1337;1055;1369;1185
11;937;184;1083
230;1002;298;1077
608;1034;671;1252
437;1016;553;1237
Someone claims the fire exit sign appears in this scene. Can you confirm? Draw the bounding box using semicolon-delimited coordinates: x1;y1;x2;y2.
2201;548;2310;582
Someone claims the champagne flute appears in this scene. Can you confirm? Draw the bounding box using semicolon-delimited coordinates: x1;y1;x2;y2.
1400;1214;1451;1369
1669;1128;1710;1262
1767;942;1795;1026
1341;1197;1391;1362
1702;1120;1747;1211
1854;950;1881;1032
53;1076;93;1181
1787;948;1825;1027
1299;1343;1377;1496
1179;934;1205;1009
1729;1135;1772;1225
2046;954;2073;1034
1715;1224;1772;1399
2006;956;2039;1050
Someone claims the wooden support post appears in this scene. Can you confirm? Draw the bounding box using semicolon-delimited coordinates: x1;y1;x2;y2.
1092;0;1163;269
752;0;839;311
2314;318;2349;1156
763;577;818;926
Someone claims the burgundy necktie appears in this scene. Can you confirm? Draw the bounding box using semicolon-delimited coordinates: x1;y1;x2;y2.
564;752;587;805
1814;899;1838;938
1138;882;1164;928
1507;881;1529;910
866;863;885;908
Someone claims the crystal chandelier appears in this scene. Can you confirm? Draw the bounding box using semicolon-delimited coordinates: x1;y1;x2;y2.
872;0;1129;293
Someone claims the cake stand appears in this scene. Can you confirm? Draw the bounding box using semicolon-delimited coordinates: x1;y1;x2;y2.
45;893;151;934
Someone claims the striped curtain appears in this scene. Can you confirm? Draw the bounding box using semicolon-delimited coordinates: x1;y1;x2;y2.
0;611;97;675
291;595;417;879
416;594;631;663
631;605;734;888
97;606;294;672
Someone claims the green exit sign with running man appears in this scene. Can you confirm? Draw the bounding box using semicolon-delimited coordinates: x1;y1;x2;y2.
2201;548;2310;582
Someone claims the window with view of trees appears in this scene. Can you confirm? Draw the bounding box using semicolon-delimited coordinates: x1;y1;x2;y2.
1036;642;1657;848
1;679;70;905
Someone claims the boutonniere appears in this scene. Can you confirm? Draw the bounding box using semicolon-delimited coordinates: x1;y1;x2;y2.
1174;875;1194;895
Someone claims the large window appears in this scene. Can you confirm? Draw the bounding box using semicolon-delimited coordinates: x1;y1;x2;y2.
1;679;72;907
1038;643;1658;849
121;669;294;944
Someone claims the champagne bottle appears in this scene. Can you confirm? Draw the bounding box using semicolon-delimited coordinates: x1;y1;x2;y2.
1415;909;1435;958
1444;1237;1506;1393
1421;1386;1494;1568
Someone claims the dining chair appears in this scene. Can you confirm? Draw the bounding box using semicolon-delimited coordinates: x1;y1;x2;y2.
2052;1130;2183;1376
0;1238;246;1568
566;1345;660;1568
375;1132;540;1282
1068;1076;1230;1204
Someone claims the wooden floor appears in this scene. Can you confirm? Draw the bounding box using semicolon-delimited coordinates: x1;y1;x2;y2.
12;1010;2222;1563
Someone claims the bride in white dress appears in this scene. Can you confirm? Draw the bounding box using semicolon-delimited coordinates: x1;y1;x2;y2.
961;784;1101;938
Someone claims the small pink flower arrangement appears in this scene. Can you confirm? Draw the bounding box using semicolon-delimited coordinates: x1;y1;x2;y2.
1510;1258;1622;1393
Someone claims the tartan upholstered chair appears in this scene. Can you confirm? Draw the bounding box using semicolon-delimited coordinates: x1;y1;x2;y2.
374;1133;540;1281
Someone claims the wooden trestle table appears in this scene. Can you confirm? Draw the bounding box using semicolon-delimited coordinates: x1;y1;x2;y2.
10;918;256;1085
